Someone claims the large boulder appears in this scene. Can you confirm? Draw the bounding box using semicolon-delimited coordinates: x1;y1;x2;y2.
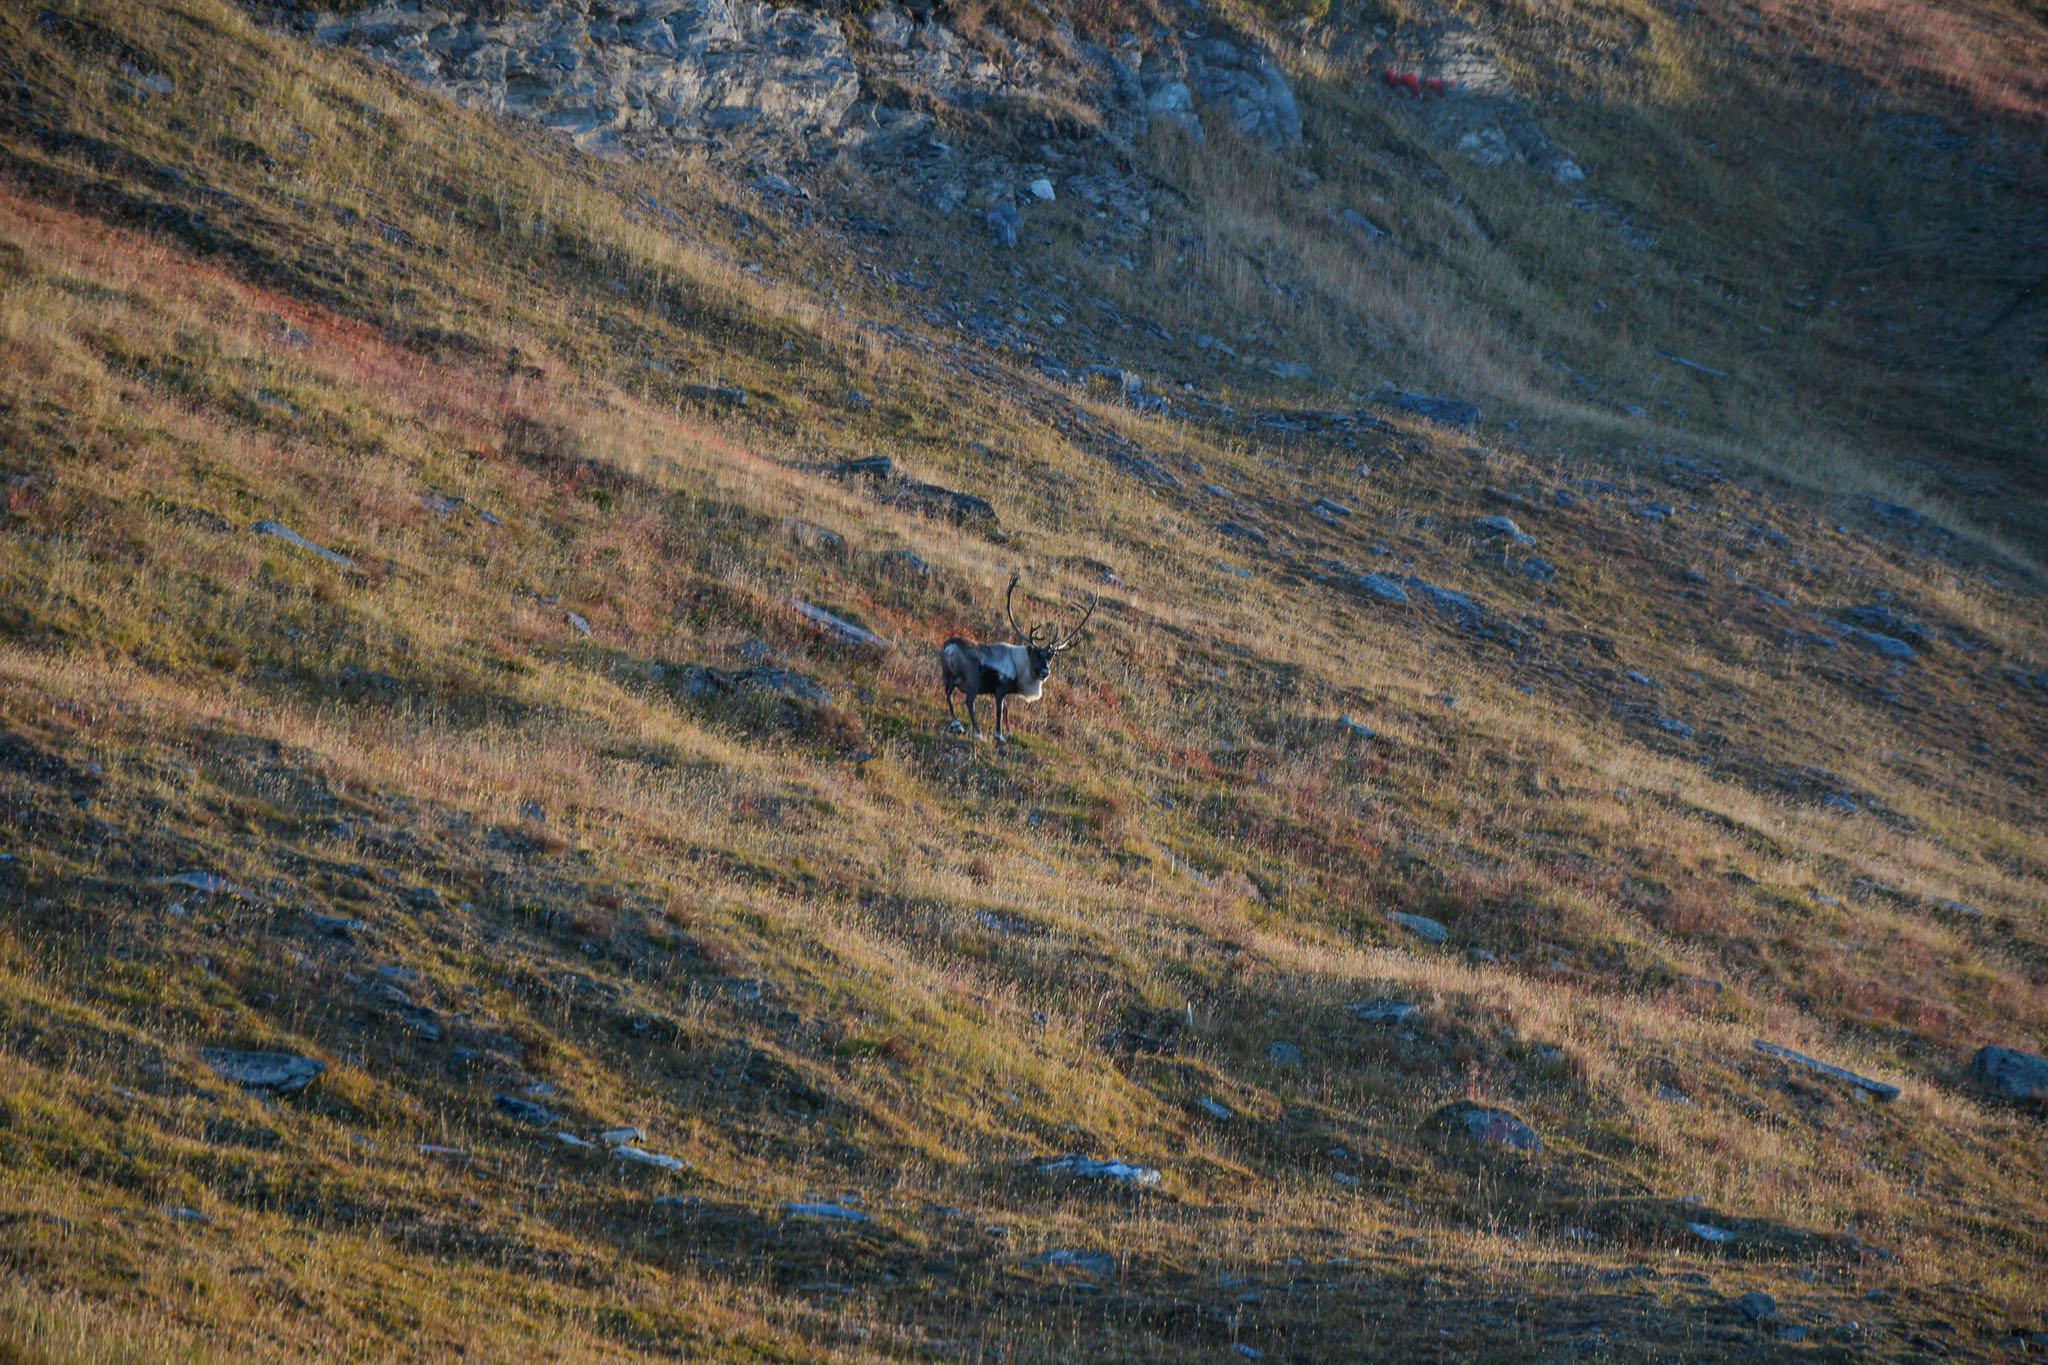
1972;1045;2048;1100
1428;1100;1542;1153
1182;37;1301;150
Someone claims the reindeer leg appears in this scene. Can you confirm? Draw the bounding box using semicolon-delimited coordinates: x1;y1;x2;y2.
993;693;1007;744
944;680;965;734
965;694;983;740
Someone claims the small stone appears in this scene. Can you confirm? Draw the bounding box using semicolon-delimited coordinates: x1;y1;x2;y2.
1264;1040;1301;1066
1032;1248;1114;1276
1357;573;1410;604
1194;1096;1231;1120
251;519;356;570
1391;912;1448;944
565;610;591;638
1037;1154;1161;1186
1689;1221;1737;1243
1027;178;1055;200
598;1126;645;1146
1337;715;1377;739
791;600;888;649
200;1049;325;1093
494;1093;560;1125
1431;1100;1541;1152
1346;997;1420;1025
784;1201;868;1221
1474;515;1532;545
1736;1291;1777;1323
155;870;254;899
1468;947;1498;964
611;1145;689;1171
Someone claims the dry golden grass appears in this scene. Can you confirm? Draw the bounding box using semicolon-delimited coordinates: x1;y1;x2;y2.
0;0;2044;1359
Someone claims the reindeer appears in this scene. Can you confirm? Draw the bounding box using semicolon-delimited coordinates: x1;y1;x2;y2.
940;574;1096;743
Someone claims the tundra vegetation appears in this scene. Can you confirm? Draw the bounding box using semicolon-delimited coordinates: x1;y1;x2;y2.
0;0;2045;1359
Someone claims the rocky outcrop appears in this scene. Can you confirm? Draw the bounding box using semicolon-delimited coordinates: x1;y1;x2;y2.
1122;32;1302;149
283;0;862;159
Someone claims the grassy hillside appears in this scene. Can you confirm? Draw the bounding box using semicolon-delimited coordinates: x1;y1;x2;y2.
2;0;2046;1359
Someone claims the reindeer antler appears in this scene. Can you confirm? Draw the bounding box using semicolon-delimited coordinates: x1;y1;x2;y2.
1004;574;1036;643
1050;591;1097;652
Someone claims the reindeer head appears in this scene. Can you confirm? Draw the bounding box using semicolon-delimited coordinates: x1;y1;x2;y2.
1006;574;1097;689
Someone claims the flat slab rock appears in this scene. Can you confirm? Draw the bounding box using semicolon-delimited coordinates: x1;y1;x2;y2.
1752;1040;1899;1101
1032;1248;1115;1276
200;1048;325;1093
1347;996;1421;1025
1430;1100;1541;1153
792;600;888;649
1972;1045;2048;1100
783;1201;868;1221
612;1145;690;1171
1391;912;1449;944
1036;1154;1161;1186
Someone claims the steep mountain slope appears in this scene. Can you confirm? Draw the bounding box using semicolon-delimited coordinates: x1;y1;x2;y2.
2;0;2046;1360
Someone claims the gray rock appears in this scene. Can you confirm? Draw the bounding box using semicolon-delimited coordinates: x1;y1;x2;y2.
251;519;356;570
987;201;1020;249
863;3;911;47
1836;603;1936;644
1264;1040;1301;1066
1391;912;1448;944
1357;573;1410;604
1193;1096;1231;1120
1431;1100;1541;1153
1032;1247;1115;1276
598;1126;645;1146
1311;496;1352;517
1972;1045;2048;1100
1835;625;1916;660
1037;1153;1161;1186
1383;390;1480;430
1521;556;1557;582
732;665;832;704
302;0;861;160
1736;1291;1777;1323
1143;78;1201;140
1474;515;1532;545
1689;1221;1737;1243
1347;997;1420;1025
494;1092;561;1126
200;1048;325;1093
154;870;254;899
791;600;887;648
784;1200;868;1221
1337;715;1377;739
1027;177;1055;201
611;1145;689;1171
1182;38;1301;150
1337;208;1387;240
564;609;592;638
833;454;891;478
1751;1040;1899;1101
117;62;175;96
1403;577;1485;631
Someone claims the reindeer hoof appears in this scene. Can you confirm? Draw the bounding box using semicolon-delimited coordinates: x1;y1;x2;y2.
993;733;1007;745
947;720;965;735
